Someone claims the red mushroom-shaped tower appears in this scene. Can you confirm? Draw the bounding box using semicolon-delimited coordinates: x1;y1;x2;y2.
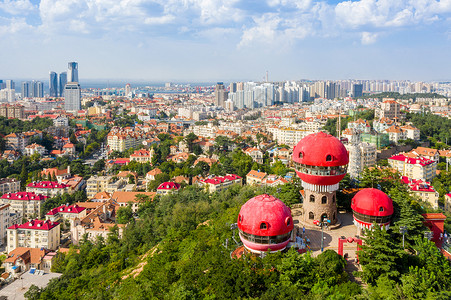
351;188;393;234
237;194;294;254
292;132;349;225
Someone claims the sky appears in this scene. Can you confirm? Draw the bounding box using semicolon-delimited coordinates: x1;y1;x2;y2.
1;0;451;83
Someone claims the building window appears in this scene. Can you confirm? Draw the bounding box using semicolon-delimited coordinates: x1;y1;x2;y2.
332;195;335;203
260;222;267;230
321;196;327;204
310;195;315;203
379;207;384;212
326;155;332;161
309;212;314;219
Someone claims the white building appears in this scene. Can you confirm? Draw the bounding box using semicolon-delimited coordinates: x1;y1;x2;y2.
64;82;81;112
7;219;60;253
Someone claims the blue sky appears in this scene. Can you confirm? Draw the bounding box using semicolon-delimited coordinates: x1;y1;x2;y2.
0;0;451;82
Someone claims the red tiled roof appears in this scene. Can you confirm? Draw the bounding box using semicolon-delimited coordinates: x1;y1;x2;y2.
8;219;59;230
27;181;69;189
46;204;86;216
157;182;181;190
389;154;434;166
202;174;242;185
1;192;48;201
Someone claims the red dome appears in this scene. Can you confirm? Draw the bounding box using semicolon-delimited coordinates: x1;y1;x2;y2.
237;194;293;252
238;194;293;236
292;132;349;186
351;188;393;217
292;132;349;167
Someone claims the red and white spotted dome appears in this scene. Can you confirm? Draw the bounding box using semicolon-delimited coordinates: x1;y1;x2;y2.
237;194;293;253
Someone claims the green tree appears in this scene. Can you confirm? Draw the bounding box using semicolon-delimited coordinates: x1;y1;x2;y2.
117;204;134;224
357;225;404;284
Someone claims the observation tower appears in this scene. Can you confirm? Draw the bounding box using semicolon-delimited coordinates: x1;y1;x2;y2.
351;188;393;234
292;132;349;225
237;194;294;254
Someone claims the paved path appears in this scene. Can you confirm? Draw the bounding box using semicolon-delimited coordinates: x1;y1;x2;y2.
0;272;62;300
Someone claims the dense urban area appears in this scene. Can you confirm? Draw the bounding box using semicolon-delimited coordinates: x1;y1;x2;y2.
0;66;451;299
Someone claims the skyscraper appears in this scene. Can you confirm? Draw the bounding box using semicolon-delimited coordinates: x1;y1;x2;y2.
215;82;228;107
64;82;81;111
351;84;363;98
68;62;79;83
49;72;58;97
59;72;67;97
32;81;44;98
22;82;29;98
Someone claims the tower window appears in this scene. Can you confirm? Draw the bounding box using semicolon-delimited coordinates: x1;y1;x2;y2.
326;155;332;161
299;152;303;159
310;195;315;203
321;196;327;204
309;212;314;219
379;207;384;212
260;222;267;230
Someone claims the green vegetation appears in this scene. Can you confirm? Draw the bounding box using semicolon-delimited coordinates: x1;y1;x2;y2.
406;112;451;147
323;109;374;137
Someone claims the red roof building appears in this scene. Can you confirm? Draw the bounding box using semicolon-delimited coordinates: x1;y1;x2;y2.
351;188;393;232
1;192;48;219
156;182;181;195
199;174;242;193
237;194;293;254
388;153;436;182
7;219;61;253
46;204;87;222
26;181;69;197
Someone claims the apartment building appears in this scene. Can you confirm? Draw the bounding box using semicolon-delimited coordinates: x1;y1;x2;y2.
26;181;69;197
388;154;436;182
7;219;60;253
244;147;264;164
45;204;87;223
130;148;154;163
345;142;377;178
86;175;129;199
0;192;48;219
0;204;10;246
107;127;146;152
246;170;267;185
402;177;439;209
198;174;242;193
0;178;20;195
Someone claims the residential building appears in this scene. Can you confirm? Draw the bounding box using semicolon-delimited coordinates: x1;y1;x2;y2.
246;170;267;185
111;191;156;213
53;115;69;127
375;99;401;120
86;175;128;199
345;142;377;178
64;82;81;111
107;127;146;152
215;82;228;107
0;178;20;195
244;148;264;164
45;204;87;223
26;181;70;197
409;147;439;163
68;62;79;83
0;204;10;246
388;154;436;182
146;168;162;182
24;143;46;156
198;174;242;193
3;247;48;274
0;192;48;219
70;200;123;245
156;182;181;195
130;148;154;163
7;219;60;253
402;177;439;209
0;104;24;119
445;193;451;214
41;167;71;183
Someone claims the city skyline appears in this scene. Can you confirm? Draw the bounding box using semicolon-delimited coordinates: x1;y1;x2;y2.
0;1;450;81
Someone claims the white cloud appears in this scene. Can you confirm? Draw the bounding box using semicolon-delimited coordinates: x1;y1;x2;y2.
144;14;176;25
361;31;378;44
0;17;33;36
0;0;35;15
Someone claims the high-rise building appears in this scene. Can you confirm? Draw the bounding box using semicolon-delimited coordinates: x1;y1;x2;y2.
351;84;363;98
32;81;44;98
5;80;14;90
59;72;67;97
214;82;228;107
49;72;58;97
64;82;81;112
68;62;79;83
21;82;31;98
